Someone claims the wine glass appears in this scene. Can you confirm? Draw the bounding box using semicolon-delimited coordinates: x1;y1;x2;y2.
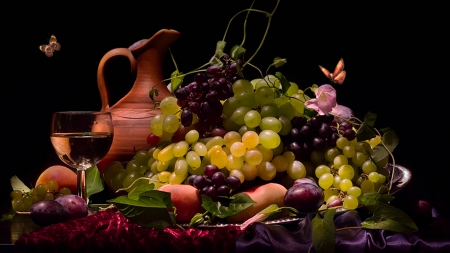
50;111;114;202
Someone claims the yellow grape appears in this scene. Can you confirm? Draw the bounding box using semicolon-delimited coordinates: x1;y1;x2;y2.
240;163;258;181
338;165;354;180
283;151;296;163
343;195;359;210
315;165;331;178
226;155;244;171
224;131;241;147
245;148;263;166
323;188;339;201
339;179;353;192
185;130;200;144
207;145;223;157
287;160;306;180
158;171;171;182
318;173;334;190
157;143;175;162
256;144;273;162
242;131;259;149
157;161;170;172
230;142;246;157
271;155;289;172
257;161;277;181
347;186;362;197
169;172;187;185
210;149;228;169
259;130;280;149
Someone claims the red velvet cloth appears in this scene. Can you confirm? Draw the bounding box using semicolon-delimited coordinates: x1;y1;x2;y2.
15;209;244;253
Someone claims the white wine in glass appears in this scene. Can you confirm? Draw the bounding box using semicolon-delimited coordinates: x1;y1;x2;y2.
50;111;114;202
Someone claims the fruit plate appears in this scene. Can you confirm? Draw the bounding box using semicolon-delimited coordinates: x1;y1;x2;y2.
180;163;411;228
180;216;302;228
384;163;412;195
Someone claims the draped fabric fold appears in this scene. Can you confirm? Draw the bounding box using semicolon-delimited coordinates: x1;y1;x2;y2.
15;209;450;253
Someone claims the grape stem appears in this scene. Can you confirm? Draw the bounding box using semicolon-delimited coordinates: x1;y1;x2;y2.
15;211;31;215
373;128;396;194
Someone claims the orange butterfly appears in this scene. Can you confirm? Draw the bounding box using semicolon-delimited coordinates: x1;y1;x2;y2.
319;58;346;85
39;35;61;57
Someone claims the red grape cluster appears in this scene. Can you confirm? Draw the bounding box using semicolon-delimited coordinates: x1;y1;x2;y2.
286;114;355;161
174;57;243;136
188;164;241;201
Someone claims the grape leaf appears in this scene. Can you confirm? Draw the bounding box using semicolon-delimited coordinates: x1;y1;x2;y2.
10;176;30;193
230;45;246;59
361;193;418;233
170;70;184;92
312;209;336;253
201;193;256;218
273;57;287;68
356;112;378;142
274;71;291;96
86;165;104;197
107;184;176;230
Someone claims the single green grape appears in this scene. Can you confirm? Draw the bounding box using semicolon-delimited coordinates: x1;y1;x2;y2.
244;110;262;128
318;173;334;189
224;131;242;147
336;137;350;150
255;86;275;105
233;79;254;94
159;97;180;115
259;130;281;149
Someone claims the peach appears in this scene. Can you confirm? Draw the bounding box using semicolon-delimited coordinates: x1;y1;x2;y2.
227;183;288;224
36;165;77;193
158;184;204;223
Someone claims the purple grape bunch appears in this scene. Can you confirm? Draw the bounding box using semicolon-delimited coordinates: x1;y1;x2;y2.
188;164;241;201
286;114;356;161
174;57;243;135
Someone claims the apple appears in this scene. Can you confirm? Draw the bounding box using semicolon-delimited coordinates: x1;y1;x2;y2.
36;165;77;193
158;184;204;223
227;183;288;224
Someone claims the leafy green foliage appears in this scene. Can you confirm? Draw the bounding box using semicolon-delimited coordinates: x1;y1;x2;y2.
312;209;336;253
274;72;291;96
86;165;104;197
356;112;378;142
360;193;418;233
107;184;176;230
273;57;287;68
230;45;246;59
149;88;159;103
170;70;184;92
201;193;256;218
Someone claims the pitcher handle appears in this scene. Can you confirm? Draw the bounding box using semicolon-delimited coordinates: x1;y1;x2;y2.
97;48;137;112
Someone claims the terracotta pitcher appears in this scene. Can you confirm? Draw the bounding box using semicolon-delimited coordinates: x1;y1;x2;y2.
96;29;180;173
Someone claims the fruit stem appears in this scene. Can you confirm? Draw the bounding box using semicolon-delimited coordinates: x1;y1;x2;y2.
243;0;281;68
373;128;396;194
239;0;256;47
15;211;31;215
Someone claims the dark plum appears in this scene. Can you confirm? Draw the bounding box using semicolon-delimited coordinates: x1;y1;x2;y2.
54;194;88;220
284;183;324;213
29;200;68;227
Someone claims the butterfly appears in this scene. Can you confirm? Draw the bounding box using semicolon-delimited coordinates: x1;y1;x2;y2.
318;57;346;85
39;35;61;57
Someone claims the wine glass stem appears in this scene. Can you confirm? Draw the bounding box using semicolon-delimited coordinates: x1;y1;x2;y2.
76;169;87;203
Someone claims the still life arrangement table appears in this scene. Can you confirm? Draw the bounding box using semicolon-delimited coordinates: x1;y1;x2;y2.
3;1;450;252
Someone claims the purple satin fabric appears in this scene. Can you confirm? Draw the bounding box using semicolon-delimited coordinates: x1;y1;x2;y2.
15;209;450;253
236;210;450;253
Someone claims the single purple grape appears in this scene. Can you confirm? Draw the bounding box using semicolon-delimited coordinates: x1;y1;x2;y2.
343;129;356;141
211;172;226;186
189;102;200;114
312;137;326;150
181;109;193;127
205;186;218;200
193;175;207;190
227;176;241;190
204;165;219;178
217;185;231;197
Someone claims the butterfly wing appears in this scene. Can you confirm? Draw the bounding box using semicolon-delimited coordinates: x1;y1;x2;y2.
332;58;345;79
333;70;346;85
40;44;54;57
319;65;332;80
49;35;61;51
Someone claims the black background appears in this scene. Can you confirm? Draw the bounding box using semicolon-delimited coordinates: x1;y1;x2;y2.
3;1;448;215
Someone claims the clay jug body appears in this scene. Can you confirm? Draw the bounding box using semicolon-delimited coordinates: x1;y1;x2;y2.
97;29;180;172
